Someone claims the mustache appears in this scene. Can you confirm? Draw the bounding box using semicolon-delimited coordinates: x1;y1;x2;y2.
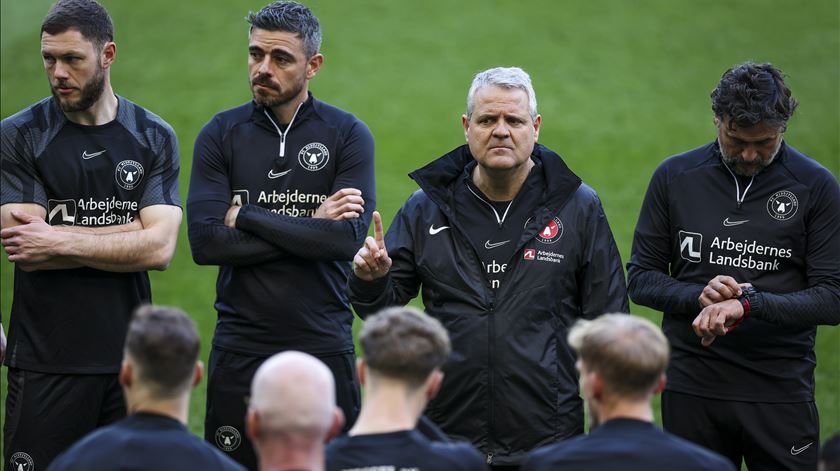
251;74;279;90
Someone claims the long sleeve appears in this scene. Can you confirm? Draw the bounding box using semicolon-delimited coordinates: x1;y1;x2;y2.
578;191;629;318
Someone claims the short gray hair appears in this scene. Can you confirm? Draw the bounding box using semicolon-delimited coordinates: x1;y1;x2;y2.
248;1;322;58
466;67;538;120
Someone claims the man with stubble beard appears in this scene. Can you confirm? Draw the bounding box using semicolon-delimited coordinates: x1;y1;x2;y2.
187;2;375;469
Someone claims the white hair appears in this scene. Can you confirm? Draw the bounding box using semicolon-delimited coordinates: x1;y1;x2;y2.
249;351;335;437
466;66;538;119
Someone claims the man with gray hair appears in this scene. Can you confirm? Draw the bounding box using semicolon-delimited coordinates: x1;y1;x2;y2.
350;66;627;468
246;351;344;471
48;305;245;471
326;307;485;470
521;314;734;470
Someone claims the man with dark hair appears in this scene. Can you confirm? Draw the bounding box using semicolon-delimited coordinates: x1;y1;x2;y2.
821;433;840;471
628;62;840;470
350;66;628;468
247;351;344;471
522;314;734;470
1;0;181;468
48;306;245;471
187;1;375;468
326;307;485;470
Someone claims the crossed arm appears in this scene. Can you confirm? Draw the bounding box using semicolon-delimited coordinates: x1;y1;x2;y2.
1;202;181;272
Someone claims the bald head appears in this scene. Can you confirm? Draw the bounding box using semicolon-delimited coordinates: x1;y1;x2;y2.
249;351;336;438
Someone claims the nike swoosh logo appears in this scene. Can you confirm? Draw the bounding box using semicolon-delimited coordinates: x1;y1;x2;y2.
82;150;106;159
484;239;510;249
268;169;292;179
790;442;813;455
723;218;749;227
429;225;450;235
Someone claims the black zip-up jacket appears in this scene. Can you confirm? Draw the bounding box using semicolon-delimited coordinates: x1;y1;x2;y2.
188;94;375;356
627;141;840;402
349;143;628;465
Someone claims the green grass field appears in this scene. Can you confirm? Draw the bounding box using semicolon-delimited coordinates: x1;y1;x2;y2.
2;0;838;459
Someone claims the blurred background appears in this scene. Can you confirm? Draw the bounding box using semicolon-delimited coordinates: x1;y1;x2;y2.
2;0;838;447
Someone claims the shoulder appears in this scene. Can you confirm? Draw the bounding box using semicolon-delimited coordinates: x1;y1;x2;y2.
652;142;718;182
2;98;60;143
311;97;368;128
777;144;837;187
199;102;255;137
428;440;486;468
48;424;121;468
521;436;585;468
658;432;736;470
117;96;176;139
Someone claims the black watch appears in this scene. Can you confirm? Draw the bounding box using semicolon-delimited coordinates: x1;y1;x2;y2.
738;286;760;317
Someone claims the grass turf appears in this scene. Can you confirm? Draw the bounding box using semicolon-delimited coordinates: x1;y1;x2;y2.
2;0;838;456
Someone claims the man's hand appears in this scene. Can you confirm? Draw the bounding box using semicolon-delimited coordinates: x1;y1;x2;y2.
699;275;747;307
314;188;364;220
225;205;241;228
353;211;391;281
1;210;60;264
692;298;745;347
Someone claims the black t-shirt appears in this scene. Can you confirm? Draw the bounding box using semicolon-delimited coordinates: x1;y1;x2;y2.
521;418;735;471
187;95;375;356
1;96;180;374
47;412;246;471
326;428;486;471
455;161;543;291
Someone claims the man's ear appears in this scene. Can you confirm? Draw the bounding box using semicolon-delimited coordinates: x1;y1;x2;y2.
654;373;666;394
356;359;366;387
246;409;260;442
100;41;116;69
461;115;470;141
192;361;204;389
119;360;132;388
324;407;345;443
426;370;444;400
305;53;324;80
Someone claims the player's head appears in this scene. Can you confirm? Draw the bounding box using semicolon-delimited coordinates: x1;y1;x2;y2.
40;0;116;113
247;351;343;448
358;306;451;392
820;432;840;471
711;62;797;176
466;66;538;120
248;1;321;58
121;305;202;400
246;2;324;109
568;313;669;426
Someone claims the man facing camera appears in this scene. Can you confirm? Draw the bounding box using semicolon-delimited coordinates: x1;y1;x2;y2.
522;314;734;471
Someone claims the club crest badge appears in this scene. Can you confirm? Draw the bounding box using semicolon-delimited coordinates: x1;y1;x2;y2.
766;190;798;221
115;160;144;190
536;217;564;244
215;425;242;452
298;142;329;171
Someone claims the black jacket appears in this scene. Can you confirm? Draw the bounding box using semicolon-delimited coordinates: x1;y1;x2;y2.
349;143;628;465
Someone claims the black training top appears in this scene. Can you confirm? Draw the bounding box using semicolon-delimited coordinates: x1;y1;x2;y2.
627;141;840;402
47;412;246;471
1;96;180;374
326;428;487;471
187;93;375;356
521;418;736;471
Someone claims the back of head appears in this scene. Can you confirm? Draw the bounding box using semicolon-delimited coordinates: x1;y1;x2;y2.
711;62;798;130
466;66;538;120
41;0;114;49
250;351;335;439
568;313;669;399
247;1;322;57
359;306;451;388
124;305;200;400
822;432;840;471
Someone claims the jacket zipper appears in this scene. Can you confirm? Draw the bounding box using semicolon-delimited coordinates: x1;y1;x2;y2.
263;101;303;158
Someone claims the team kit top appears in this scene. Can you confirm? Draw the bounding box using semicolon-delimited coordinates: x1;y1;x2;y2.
520;418;736;471
187;93;375;357
47;413;246;471
0;96;180;374
628;141;840;402
325;429;486;471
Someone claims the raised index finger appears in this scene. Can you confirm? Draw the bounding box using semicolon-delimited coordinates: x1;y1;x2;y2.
373;211;385;247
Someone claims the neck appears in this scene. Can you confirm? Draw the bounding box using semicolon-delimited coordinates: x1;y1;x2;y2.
64;82;118;126
350;379;425;435
126;389;190;425
256;436;324;471
594;396;654;424
269;87;309;125
471;158;534;201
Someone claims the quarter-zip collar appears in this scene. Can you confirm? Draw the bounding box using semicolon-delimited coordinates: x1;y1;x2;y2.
250;91;319;157
712;139;790;208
